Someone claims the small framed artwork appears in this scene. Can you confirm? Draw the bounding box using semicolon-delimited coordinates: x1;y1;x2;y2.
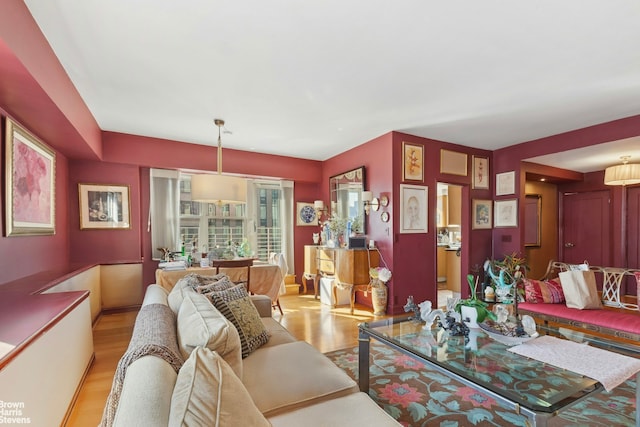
402;142;423;182
400;184;428;234
472;156;489;189
471;199;492;229
494;199;518;228
79;183;131;229
496;171;515;196
440;149;468;176
296;202;318;226
5;118;56;236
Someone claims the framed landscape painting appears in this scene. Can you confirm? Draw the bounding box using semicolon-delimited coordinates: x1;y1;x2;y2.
79;183;131;229
472;199;492;229
5;118;56;236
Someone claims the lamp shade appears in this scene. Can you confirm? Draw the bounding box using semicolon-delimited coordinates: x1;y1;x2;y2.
604;163;640;186
191;174;247;204
362;191;373;202
314;200;324;210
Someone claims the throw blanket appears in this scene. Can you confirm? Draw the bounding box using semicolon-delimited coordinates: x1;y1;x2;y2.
508;335;640;391
99;304;184;427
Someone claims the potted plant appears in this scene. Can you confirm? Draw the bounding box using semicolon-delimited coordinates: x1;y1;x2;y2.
455;274;496;327
485;253;529;303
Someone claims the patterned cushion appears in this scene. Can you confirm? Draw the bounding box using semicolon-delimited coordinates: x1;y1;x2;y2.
195;275;235;294
523;277;565;303
206;284;270;358
167;273;230;313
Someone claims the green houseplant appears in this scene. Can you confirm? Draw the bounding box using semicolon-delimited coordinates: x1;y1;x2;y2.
455;274;496;324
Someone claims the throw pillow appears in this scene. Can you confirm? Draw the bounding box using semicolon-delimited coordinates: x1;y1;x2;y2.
523;277;565;303
559;270;602;309
196;275;235;294
168;273;230;313
177;292;243;378
206;284;270;358
169;347;270;427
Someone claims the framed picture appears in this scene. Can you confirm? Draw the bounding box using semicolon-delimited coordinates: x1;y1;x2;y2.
496;171;515;196
472;199;492;229
494;199;518;228
402;142;423;182
400;184;428;234
440;149;468;176
79;183;131;229
472;156;489;189
5;118;56;236
296;202;318;226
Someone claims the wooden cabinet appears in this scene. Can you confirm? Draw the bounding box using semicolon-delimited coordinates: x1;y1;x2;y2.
437;195;448;227
437;246;447;283
447;185;462;226
304;245;319;276
446;249;461;292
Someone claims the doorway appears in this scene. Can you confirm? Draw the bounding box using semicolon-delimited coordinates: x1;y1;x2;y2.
436;182;462;307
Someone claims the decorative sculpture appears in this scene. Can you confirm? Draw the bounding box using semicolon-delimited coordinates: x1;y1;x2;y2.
418;300;446;330
403;296;421;321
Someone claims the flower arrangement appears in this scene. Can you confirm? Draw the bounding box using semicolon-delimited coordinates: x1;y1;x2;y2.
326;216;347;235
369;266;392;287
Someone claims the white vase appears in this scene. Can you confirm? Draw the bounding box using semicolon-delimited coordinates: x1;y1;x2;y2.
460;305;480;328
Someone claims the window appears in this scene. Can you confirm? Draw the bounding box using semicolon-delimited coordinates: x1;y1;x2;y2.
178;175;281;262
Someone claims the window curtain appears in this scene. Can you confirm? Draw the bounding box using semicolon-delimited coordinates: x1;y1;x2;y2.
280;180;294;276
150;168;180;260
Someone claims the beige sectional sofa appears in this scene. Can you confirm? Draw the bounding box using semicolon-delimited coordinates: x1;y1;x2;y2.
101;277;400;426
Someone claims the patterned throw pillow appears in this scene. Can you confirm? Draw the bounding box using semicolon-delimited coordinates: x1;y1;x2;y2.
206;284;270;358
523;277;565;303
168;273;231;313
196;275;235;294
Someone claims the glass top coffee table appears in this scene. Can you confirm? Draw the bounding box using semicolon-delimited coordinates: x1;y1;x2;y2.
358;315;640;426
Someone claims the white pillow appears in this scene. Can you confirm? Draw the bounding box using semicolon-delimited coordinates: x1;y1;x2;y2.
177;292;242;378
169;347;270;427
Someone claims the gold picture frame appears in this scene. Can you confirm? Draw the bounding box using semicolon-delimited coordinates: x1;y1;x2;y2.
440;149;468;176
472;156;489;189
472;199;492;229
402;142;423;182
5;118;56;236
79;183;131;229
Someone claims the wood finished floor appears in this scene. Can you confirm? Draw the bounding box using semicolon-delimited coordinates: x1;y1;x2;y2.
65;292;388;427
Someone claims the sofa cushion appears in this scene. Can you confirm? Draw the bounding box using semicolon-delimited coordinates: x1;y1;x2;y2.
207;284;270;358
242;341;359;417
169;347;270;427
523;277;564;303
195;275;235;294
260;317;297;348
112;356;178;427
177;291;243;378
268;392;401;427
168;273;230;313
142;284;169;307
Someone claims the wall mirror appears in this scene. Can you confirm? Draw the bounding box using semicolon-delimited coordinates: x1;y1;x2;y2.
524;194;541;247
330;166;366;233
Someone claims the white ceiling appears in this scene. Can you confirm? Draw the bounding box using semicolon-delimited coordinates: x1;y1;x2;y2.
24;1;640;170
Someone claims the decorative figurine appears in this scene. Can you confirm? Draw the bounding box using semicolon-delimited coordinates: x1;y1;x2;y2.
403;296;421;321
418;300;445;330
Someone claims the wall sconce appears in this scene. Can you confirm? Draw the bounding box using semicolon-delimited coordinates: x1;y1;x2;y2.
362;191;379;215
604;156;640;186
314;200;328;223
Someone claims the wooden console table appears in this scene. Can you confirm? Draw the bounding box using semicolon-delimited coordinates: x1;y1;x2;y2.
304;245;379;314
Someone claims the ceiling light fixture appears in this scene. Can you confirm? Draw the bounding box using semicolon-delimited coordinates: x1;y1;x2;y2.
190;119;247;204
604;156;640;186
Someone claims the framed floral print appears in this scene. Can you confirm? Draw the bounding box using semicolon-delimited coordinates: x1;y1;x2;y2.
296;202;318;226
79;183;131;229
402;142;423;182
472;156;489;189
5;118;56;236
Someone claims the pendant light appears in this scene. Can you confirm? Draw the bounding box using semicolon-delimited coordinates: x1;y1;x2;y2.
191;119;247;204
604;156;640;186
